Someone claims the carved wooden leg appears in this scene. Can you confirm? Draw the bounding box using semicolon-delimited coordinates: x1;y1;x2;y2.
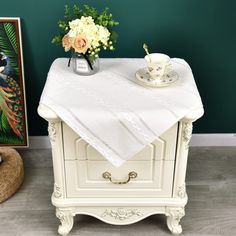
56;208;74;236
166;207;185;235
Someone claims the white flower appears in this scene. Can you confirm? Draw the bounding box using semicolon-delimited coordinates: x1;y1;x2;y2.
67;16;111;53
97;25;110;45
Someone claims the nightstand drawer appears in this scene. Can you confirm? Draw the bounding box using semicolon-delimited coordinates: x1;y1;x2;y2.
62;122;178;161
65;159;175;198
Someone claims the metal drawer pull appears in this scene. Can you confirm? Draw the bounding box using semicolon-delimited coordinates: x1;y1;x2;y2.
102;171;138;184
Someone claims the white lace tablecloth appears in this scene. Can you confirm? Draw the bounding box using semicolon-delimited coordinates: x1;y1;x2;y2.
40;58;203;167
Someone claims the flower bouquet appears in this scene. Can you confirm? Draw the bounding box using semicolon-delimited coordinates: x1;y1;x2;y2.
52;4;119;75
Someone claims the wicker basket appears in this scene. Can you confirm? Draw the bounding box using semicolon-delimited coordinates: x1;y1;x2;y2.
0;148;24;203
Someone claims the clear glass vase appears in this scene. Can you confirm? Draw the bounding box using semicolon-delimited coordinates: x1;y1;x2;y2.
72;52;99;76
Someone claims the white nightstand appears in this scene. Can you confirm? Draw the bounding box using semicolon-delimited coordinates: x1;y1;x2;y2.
38;103;203;236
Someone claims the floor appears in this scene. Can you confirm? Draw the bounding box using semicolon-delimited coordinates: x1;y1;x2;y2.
0;147;236;236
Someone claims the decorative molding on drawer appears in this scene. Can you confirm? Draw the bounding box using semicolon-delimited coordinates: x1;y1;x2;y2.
101;208;143;220
25;134;236;149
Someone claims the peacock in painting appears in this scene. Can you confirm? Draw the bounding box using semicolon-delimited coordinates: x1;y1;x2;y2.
0;21;25;145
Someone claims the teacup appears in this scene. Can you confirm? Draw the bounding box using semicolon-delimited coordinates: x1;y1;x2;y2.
145;53;171;80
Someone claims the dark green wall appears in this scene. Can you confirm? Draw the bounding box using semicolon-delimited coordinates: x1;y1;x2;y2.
1;0;236;135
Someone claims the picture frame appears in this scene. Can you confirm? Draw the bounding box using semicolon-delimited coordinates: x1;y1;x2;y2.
0;17;28;147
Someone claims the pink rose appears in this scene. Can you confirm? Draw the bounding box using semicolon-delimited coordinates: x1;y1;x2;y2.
62;34;71;52
72;34;90;54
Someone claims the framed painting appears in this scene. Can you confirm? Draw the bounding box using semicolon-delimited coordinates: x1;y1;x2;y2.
0;18;28;147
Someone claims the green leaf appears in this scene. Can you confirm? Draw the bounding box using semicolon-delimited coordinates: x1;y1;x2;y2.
110;30;118;43
64;5;70;18
4;23;17;54
73;4;83;19
52;34;63;44
0;22;19;74
0;106;10;133
0;111;10;132
83;4;98;19
0;133;23;145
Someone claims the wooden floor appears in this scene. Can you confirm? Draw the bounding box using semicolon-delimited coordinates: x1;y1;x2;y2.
0;147;236;236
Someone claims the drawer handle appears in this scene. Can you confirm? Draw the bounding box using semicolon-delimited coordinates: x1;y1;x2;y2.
102;171;138;185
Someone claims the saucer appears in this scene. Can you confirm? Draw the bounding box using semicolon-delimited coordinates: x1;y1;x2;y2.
135;68;179;88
